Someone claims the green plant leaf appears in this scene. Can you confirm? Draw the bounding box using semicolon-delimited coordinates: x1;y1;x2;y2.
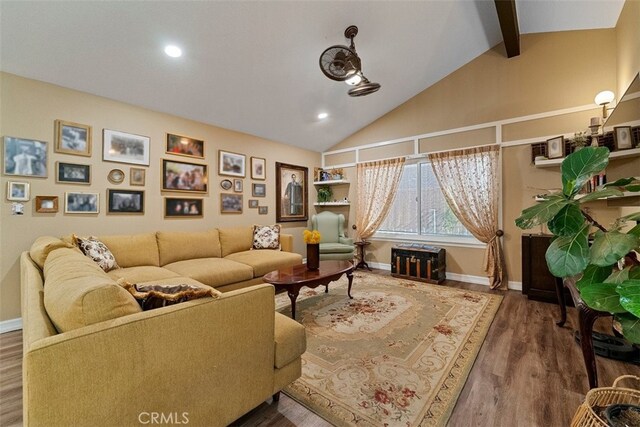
605;177;635;187
617;279;640;317
576;264;613;290
580;283;626;313
545;225;590;277
629;224;640;237
590;231;639;267
626;184;640;192
561;147;609;197
515;195;568;229
578;188;624;203
615;313;640;344
605;266;631;284
547;203;585;236
630;267;640;280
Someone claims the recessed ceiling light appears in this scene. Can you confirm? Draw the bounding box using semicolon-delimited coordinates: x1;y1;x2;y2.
164;45;182;58
317;112;329;120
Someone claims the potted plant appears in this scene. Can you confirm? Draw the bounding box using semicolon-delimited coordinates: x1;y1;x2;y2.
516;147;640;342
572;131;588;152
317;185;333;203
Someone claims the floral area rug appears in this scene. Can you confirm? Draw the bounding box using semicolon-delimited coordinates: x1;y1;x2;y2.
275;272;502;427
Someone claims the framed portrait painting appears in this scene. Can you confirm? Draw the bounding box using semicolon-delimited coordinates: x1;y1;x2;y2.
162;159;208;193
166;133;204;159
276;162;308;222
103;129;150;166
164;197;203;218
130;168;146;186
251;157;266;180
55;120;91;157
3;136;47;178
218;150;245;177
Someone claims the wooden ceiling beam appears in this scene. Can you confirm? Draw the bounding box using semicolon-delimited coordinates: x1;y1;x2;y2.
494;0;520;58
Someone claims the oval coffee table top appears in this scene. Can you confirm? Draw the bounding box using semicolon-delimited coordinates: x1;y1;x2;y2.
263;260;353;286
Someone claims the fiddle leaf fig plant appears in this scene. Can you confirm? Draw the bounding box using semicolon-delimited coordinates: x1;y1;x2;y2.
516;146;640;343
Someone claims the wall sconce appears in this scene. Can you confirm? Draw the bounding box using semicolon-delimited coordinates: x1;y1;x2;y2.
594;90;615;119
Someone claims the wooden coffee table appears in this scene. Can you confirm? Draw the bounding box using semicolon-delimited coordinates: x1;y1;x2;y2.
263;260;354;320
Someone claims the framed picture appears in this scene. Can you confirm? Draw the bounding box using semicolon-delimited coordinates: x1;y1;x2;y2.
218;150;245;177
276;162;308;222
130;168;146;186
220;179;233;191
107;189;144;214
162;159;208;193
64;192;99;214
35;196;58;213
258;206;268;215
55;120;91;157
103;129;150;166
6;181;29;201
248;199;259;208
56;162;91;184
164;197;203;218
614;126;633;150
252;183;266;197
166;133;204;159
220;193;243;214
234;179;243;193
3;136;47;178
546;136;565;159
251;157;266;180
107;169;125;184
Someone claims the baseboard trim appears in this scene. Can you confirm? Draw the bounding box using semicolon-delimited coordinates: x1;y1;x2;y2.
365;262;522;291
0;318;22;334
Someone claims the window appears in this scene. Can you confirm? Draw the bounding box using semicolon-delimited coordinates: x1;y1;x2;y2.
377;161;479;245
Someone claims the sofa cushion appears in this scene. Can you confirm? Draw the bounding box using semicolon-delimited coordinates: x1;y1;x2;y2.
107;266;181;283
252;225;280;250
274;312;307;369
163;258;254;288
218;226;253;257
156;230;221;266
74;235;120;272
43;248;141;332
225;250;302;277
29;236;75;270
97;233;160;267
319;243;355;254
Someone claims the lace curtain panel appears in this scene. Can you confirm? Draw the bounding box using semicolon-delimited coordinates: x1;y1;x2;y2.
355;158;406;241
428;145;506;289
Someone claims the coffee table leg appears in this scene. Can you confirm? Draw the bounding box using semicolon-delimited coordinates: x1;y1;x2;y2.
347;270;353;299
287;290;299;320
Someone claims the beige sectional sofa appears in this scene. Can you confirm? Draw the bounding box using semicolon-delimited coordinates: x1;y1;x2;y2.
21;227;306;427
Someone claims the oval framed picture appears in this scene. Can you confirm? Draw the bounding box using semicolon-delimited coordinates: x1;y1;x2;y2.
107;169;125;184
220;179;233;191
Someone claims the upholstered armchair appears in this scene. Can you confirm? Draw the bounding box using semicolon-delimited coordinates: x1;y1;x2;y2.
311;211;355;261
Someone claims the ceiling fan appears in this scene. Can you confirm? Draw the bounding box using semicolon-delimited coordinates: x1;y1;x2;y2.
319;25;381;97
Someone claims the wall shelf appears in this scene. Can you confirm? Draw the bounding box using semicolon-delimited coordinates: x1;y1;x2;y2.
534;147;640;168
313;180;350;186
314;202;350;206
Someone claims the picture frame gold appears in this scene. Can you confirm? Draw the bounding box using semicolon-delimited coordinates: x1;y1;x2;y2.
220;193;243;214
166;133;204;159
161;159;208;193
251;156;266;180
54;120;92;157
164;197;203;218
107;169;125;184
276;162;308;222
130;168;146;186
35;195;59;213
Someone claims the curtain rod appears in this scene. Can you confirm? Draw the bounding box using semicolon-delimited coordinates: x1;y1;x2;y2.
405;143;499;160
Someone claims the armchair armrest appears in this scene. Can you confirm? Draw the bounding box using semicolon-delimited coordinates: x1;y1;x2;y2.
339;237;354;246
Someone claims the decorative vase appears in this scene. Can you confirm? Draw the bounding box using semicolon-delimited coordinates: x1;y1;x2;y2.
306;244;320;270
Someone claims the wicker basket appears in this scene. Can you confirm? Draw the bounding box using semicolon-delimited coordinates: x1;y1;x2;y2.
571;375;640;427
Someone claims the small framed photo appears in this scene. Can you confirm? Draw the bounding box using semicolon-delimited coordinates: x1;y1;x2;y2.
164;197;203;218
248;199;259;208
252;183;266;198
251;157;266;180
276;162;308;222
546;136;565;159
107;189;144;214
56;162;91;185
3;136;47;178
162;159;208;193
64;192;99;214
35;196;58;213
258;206;268;215
7;181;30;201
614;126;633;150
103;129;150;166
130;168;146;186
234;179;243;193
166;133;204;159
107;169;125;184
220;179;233;191
220;193;243;214
219;150;246;177
55;120;91;157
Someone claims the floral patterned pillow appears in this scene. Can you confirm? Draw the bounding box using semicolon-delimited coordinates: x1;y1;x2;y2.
73;234;119;272
252;225;281;250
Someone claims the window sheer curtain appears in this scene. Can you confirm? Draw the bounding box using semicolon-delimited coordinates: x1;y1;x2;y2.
428;145;506;289
355;158;406;240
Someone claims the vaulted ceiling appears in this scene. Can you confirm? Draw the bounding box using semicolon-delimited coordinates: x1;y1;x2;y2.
0;1;625;152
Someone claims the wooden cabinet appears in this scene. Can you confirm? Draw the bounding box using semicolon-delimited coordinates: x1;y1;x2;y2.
521;234;571;305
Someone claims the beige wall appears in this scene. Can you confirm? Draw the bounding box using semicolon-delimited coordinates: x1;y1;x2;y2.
330;28;640;285
0;72;320;321
616;0;640;98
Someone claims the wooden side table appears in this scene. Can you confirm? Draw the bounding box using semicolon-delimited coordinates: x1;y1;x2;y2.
354;240;371;271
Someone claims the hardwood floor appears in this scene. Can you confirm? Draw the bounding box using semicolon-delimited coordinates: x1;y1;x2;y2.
2;271;639;426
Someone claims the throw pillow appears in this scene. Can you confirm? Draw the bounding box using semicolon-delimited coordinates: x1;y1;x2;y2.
73;234;119;272
252;224;281;250
119;280;219;311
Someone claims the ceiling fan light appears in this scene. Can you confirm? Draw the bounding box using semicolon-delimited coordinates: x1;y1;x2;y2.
345;73;363;86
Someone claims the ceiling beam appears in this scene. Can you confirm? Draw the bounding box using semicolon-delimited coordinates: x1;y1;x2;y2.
494;0;520;58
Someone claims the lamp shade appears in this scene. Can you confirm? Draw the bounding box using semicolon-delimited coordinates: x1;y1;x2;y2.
594;90;615;106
